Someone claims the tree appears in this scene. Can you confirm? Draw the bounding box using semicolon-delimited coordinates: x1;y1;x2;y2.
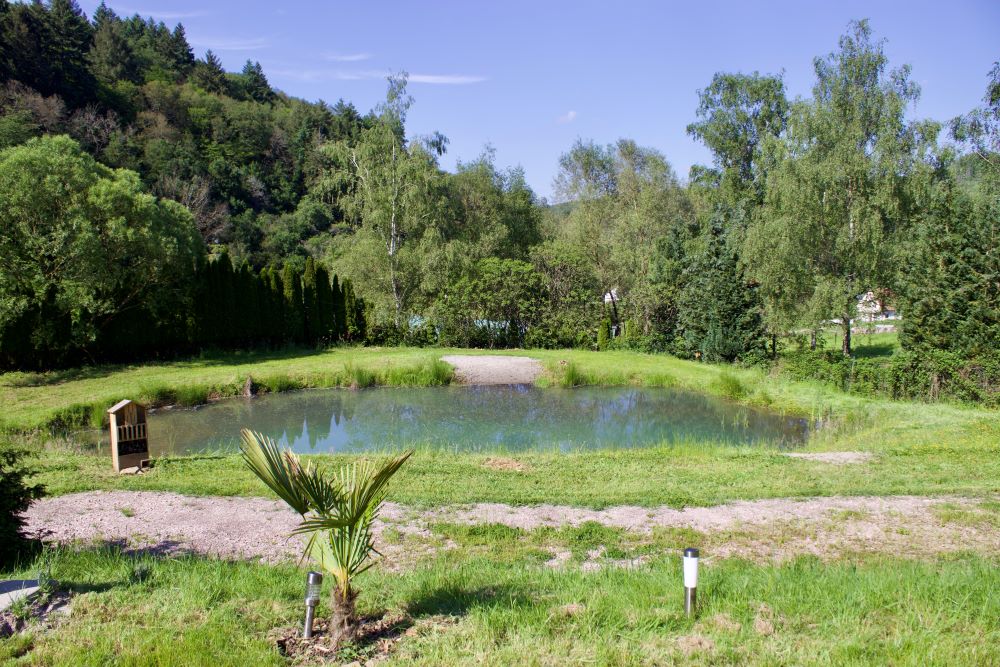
678;216;767;362
190;50;227;94
240;430;411;647
687;71;789;201
315;264;335;342
0;135;201;367
745;21;921;356
282;262;304;342
240;60;273;103
332;274;347;340
899;65;1000;358
302;256;318;342
320;74;447;326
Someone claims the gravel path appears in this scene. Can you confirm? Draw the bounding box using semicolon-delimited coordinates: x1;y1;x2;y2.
440;355;543;385
23;491;1000;565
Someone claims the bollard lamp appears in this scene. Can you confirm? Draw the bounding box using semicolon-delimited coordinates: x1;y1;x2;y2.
683;548;699;617
303;571;323;638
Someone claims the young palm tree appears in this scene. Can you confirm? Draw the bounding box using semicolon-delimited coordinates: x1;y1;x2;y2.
240;429;412;645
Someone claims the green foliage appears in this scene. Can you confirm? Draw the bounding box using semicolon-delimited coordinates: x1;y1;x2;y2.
745;21;922;356
597;318;612;351
437;258;547;348
0;439;44;566
239;430;411;643
781;349;1000;406
0;135;202;368
678;216;766;362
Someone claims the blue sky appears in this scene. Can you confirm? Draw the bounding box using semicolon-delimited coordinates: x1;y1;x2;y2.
82;1;999;200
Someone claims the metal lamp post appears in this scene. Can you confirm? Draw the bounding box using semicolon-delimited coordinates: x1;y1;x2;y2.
303;571;323;638
683;548;699;617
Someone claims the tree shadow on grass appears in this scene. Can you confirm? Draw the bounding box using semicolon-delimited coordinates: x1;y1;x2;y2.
405;582;532;619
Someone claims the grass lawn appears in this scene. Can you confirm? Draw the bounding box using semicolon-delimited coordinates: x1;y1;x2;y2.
3;347;999;665
2;546;997;666
7;347;998;506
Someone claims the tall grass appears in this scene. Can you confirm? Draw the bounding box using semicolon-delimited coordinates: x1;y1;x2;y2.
32;359;454;432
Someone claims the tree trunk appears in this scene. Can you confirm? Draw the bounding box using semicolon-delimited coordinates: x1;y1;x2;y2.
810;330;817;351
328;585;358;648
841;314;852;357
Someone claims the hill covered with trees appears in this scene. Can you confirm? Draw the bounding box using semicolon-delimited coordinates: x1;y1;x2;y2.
0;3;996;402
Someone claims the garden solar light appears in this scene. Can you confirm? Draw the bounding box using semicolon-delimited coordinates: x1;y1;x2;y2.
683;548;699;617
303;571;323;638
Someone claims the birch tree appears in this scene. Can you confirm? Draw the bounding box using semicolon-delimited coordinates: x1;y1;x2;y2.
745;21;921;355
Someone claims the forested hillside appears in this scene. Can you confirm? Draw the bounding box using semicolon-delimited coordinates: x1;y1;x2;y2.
0;2;996;402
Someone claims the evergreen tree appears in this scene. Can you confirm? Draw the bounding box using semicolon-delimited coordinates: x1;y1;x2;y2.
301;256;318;343
332;274;347;341
266;267;286;344
282;263;304;342
315;265;335;342
240;60;273;103
597;317;612;350
190;49;227;94
678;217;766;362
167;24;194;76
342;279;366;342
89;3;138;84
898;168;999;358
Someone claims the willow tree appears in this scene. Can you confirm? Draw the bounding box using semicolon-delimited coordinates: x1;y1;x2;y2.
745;21;921;355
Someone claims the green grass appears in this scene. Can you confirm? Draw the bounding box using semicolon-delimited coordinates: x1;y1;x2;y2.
25;411;1000;507
4;347;997;507
2;546;996;666
0;347;453;431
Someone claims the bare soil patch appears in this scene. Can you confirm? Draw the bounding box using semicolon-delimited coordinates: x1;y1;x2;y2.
23;492;1000;566
440;355;543;385
482;456;531;473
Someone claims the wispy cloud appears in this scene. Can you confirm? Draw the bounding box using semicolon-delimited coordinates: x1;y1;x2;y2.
189;36;270;51
557;110;578;124
115;7;210;19
324;52;372;63
269;69;486;85
409;73;487;85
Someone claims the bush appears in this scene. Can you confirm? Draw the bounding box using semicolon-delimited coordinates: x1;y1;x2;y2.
780;349;1000;406
597;318;612;351
0;441;44;567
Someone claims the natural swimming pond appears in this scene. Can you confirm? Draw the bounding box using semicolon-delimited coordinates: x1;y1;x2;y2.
146;386;810;456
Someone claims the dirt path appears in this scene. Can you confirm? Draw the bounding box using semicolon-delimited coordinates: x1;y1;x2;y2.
441;355;544;385
23;492;1000;566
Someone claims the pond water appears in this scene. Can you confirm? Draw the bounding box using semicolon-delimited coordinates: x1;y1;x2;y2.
146;386;810;456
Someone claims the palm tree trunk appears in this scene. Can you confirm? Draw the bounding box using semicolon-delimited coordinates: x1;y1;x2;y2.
329;584;358;647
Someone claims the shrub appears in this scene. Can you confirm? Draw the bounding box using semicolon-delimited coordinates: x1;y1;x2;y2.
780;349;1000;406
597;318;612;351
0;440;44;567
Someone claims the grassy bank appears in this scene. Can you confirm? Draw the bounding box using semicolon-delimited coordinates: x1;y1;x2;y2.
2;546;996;666
0;348;452;431
3;346;997;506
0;345;896;431
26;406;1000;506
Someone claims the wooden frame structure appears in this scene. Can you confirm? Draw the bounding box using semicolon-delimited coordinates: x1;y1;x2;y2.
108;399;150;473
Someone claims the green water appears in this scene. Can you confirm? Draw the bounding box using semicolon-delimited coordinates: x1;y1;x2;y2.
147;385;810;455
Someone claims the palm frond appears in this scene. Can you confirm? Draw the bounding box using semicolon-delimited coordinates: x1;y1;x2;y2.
239;429;310;516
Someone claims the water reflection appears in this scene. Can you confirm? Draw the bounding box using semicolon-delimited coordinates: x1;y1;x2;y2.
148;386;810;456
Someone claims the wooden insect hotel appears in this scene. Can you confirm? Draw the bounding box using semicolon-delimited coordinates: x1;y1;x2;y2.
108;399;150;473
